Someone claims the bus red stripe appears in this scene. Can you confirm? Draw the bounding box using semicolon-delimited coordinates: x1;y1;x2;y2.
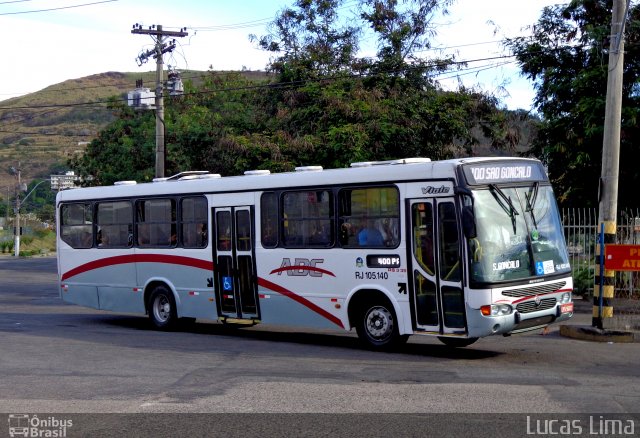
62;255;343;329
257;278;344;329
61;254;213;281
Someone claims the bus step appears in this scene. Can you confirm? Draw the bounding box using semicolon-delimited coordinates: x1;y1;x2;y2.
219;317;259;325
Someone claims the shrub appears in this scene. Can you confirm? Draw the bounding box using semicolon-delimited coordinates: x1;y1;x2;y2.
573;265;595;297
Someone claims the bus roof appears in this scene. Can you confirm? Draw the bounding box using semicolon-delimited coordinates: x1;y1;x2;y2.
56;156;543;203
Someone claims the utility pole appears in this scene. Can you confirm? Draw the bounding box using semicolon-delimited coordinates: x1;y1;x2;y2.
595;0;628;329
12;164;21;257
131;24;188;179
4;187;9;232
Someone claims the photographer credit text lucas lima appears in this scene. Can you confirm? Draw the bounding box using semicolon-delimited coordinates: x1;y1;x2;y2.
526;416;635;435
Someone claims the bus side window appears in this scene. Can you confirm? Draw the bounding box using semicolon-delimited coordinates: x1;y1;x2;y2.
338;187;399;248
136;198;176;247
438;202;461;282
60;203;93;249
412;202;435;276
181;197;208;249
96;201;132;248
216;211;232;251
281;190;333;248
260;192;278;248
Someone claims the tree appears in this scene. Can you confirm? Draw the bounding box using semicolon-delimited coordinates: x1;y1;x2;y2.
71;1;525;184
251;0;360;80
69;98;156;186
359;0;454;77
505;0;640;207
250;0;510;168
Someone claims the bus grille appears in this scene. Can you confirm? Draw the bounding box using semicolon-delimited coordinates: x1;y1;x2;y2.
502;281;567;298
512;315;555;332
516;298;557;313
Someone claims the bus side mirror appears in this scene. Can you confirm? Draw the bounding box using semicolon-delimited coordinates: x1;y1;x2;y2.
462;206;477;239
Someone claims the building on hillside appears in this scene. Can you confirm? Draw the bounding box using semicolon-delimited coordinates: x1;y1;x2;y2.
50;171;79;191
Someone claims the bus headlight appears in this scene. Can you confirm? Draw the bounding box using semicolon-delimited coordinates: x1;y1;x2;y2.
480;304;513;316
560;292;571;303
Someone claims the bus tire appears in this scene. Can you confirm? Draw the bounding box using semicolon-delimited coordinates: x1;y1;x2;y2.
355;301;408;350
438;336;478;348
148;286;177;330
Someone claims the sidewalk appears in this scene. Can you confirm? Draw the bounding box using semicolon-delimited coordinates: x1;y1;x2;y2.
559;296;638;343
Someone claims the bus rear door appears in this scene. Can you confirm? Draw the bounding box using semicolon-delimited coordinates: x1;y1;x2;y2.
212;206;260;322
408;198;467;335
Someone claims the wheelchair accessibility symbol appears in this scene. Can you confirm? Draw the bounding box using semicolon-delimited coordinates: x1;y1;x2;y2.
223;276;233;291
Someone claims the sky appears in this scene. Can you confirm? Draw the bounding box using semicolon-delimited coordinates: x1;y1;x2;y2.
0;0;562;110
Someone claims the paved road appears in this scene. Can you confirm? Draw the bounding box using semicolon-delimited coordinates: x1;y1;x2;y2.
0;256;638;436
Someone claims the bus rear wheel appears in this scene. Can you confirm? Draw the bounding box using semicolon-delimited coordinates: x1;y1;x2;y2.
356;302;408;350
148;286;177;330
438;336;478;348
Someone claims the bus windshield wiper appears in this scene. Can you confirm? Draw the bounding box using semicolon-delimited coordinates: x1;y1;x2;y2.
525;181;539;229
489;184;519;234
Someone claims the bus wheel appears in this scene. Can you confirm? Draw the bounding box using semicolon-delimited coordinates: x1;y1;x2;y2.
149;286;177;330
438;337;478;348
356;302;407;350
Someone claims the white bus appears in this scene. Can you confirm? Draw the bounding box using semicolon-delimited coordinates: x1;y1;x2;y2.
56;157;574;349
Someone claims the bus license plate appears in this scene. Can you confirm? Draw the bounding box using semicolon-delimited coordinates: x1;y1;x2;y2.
560;303;573;313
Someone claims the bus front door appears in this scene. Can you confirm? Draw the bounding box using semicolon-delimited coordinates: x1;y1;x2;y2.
213;206;260;322
408;198;466;335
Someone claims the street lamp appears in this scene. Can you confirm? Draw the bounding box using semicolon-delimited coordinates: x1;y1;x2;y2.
14;179;49;257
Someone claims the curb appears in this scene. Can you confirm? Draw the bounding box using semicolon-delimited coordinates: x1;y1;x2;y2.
559;324;636;343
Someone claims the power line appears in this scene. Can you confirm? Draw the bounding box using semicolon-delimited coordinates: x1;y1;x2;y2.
0;33;553;99
190;17;273;32
0;49;565;112
0;53;541;139
0;0;117;15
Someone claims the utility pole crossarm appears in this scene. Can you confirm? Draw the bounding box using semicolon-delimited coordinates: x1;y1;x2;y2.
131;28;188;38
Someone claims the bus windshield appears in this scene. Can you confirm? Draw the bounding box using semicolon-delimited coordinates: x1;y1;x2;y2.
468;184;571;284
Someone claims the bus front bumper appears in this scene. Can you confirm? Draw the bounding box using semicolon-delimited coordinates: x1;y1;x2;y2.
466;302;574;338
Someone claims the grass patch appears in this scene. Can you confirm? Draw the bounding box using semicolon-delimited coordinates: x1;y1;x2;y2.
1;229;56;256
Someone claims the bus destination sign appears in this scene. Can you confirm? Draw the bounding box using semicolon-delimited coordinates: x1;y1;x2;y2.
462;161;547;185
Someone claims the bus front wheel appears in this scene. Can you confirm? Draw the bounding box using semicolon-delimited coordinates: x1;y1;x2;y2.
356;302;408;350
149;286;177;330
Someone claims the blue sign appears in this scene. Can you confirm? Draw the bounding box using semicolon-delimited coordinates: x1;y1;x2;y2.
223;276;233;291
535;261;545;276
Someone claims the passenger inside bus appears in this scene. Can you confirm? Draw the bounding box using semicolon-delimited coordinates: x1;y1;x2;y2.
79;228;92;248
358;218;384;246
262;224;277;247
198;223;207;246
339;222;354;246
97;229;109;247
379;218;399;246
310;224;330;246
137;224;150;246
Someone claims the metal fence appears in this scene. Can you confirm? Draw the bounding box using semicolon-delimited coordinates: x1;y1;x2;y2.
562;208;640;328
562;208;640;297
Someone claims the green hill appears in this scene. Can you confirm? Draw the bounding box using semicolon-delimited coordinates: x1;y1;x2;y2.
0;70;207;189
0;69;534;193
